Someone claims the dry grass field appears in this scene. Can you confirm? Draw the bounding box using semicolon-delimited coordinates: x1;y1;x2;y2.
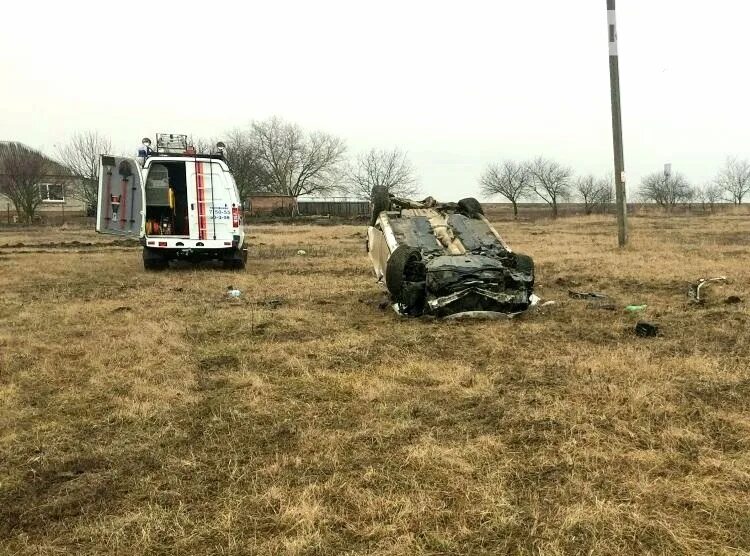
1;215;750;555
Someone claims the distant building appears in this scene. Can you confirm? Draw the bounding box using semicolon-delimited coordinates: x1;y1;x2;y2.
0;141;86;222
246;193;296;216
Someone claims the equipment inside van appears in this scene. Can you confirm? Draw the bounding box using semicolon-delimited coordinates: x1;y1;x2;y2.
96;134;247;270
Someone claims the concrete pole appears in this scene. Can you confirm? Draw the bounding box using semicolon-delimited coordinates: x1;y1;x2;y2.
607;0;628;247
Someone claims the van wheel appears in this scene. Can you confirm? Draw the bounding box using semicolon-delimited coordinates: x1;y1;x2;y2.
223;248;247;270
143;248;168;271
458;197;484;218
370;186;391;226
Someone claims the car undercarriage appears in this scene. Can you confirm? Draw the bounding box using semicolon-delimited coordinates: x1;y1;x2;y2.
367;188;535;317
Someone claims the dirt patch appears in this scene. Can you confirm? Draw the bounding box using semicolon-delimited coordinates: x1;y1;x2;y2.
0;239;138;250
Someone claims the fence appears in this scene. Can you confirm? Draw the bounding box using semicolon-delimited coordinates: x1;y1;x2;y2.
296;198;370;218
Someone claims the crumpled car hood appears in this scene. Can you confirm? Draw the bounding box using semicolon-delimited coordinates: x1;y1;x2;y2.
423;254;533;317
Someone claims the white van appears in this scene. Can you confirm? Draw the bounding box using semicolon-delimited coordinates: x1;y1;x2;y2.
96;134;247;270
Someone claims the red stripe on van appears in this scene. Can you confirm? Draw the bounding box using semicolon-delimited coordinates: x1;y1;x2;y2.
196;161;205;240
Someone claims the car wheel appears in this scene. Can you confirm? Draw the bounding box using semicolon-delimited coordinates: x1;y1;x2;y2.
370;185;391;226
458;197;484;218
386;245;426;311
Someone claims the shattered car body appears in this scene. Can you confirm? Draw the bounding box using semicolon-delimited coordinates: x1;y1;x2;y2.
367;188;535;317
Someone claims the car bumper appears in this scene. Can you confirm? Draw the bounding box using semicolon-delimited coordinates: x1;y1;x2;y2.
426;286;532;315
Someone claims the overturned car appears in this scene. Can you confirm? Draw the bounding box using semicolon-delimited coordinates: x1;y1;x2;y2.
367;187;535;317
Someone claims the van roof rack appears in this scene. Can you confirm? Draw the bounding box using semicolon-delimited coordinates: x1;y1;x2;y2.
139;134;225;160
148;152;225;160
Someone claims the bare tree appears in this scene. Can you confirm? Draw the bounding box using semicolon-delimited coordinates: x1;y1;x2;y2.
479;160;531;219
0;142;65;223
697;184;723;212
597;176;615;214
574;174;611;215
197;129;272;203
684;184;697;211
54;131;111;213
715;156;750;204
639;171;692;210
251;116;346;198
343;148;419;201
528;156;573;218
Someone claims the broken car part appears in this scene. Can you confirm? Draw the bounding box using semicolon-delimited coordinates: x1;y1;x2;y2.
688;276;728;304
568;290;609;300
635;321;660;338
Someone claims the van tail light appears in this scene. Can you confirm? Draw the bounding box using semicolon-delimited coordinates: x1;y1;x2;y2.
232;205;240;228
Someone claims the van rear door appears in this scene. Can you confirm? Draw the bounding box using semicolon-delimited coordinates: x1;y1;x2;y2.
96;156;144;237
189;160;234;241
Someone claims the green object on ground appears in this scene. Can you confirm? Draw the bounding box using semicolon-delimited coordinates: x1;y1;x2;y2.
625;305;648;312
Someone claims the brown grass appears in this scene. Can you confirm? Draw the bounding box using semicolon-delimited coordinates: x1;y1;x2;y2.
1;215;750;555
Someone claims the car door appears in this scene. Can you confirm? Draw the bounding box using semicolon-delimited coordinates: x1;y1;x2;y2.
96;156;144;237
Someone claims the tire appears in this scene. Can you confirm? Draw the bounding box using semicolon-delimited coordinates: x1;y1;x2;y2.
143;248;168;271
385;245;425;301
514;253;534;283
458;197;484;218
222;248;247;270
370;186;391;226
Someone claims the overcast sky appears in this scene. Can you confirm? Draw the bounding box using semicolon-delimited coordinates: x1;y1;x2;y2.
1;1;747;200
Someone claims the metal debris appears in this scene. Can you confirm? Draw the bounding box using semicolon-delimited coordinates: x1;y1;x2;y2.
568;290;608;300
688;276;728;304
635;322;660;338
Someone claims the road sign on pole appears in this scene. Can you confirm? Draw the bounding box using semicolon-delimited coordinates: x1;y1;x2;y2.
607;0;628;247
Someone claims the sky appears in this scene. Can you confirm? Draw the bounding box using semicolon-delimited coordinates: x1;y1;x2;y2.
1;0;747;201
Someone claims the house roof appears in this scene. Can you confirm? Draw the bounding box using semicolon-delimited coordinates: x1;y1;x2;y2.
0;141;72;178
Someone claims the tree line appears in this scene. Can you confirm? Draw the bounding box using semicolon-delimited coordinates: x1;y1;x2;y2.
0;117;419;222
2;117;749;222
480;157;612;219
480;156;750;218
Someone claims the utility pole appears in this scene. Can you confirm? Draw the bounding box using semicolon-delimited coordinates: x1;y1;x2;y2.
607;0;628;247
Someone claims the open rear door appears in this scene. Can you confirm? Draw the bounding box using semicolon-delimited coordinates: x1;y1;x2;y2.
97;156;144;237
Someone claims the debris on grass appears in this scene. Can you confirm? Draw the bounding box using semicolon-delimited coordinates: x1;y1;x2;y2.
568;290;620;310
568;290;608;300
227;286;241;298
635;321;660;337
688;276;728;304
625;304;648;312
589;300;619;311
